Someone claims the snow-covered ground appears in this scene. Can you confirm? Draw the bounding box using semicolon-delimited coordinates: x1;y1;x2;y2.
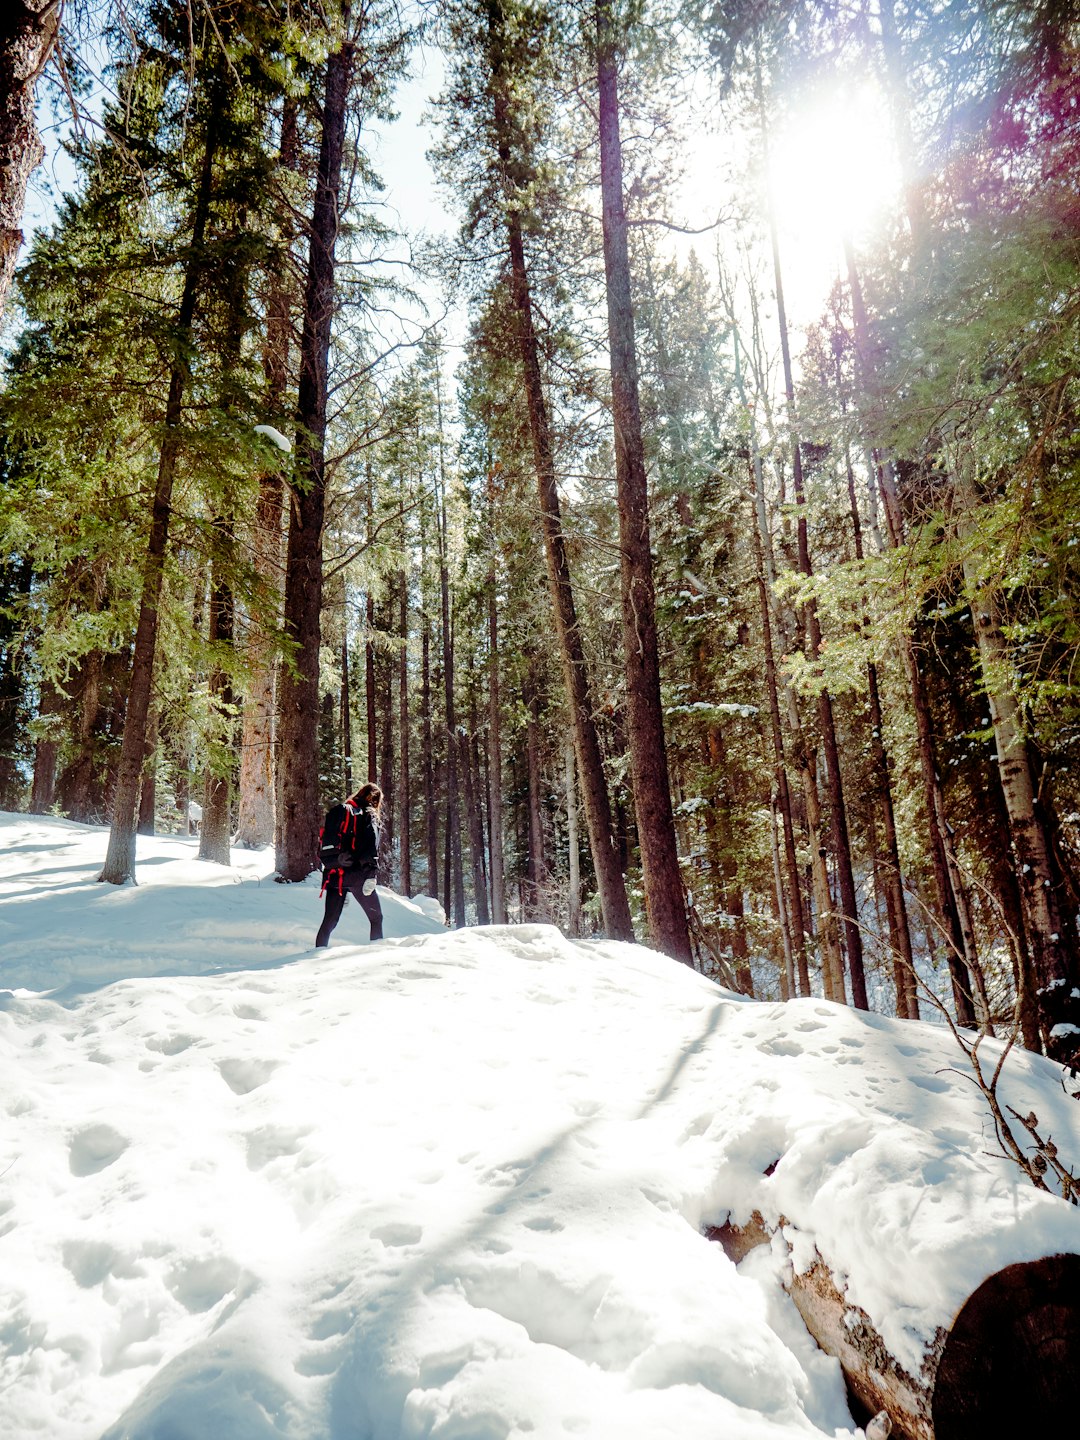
2;813;1078;1439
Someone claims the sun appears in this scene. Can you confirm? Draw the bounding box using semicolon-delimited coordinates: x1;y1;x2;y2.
764;79;903;318
768;80;902;242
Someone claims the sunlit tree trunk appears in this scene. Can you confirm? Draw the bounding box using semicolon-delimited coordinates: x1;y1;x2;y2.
237;97;297;850
487;546;507;923
0;0;61;321
398;561;411;897
595;0;691;963
842;435;917;1018
276;27;353;880
137;703;158;836
524;665;547;920
565;734;581;936
101;113;220;884
845;242;982;1026
956;466;1080;1061
759;49;866;1007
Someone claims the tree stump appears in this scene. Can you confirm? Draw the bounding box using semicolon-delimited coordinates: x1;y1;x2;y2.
708;1214;1080;1439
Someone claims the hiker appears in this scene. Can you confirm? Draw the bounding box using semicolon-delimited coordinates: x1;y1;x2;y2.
315;782;384;949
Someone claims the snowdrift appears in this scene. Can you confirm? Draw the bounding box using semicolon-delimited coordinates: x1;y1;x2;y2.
1;814;1078;1439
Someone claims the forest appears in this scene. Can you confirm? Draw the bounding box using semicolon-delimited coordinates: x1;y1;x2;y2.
1;0;1078;1062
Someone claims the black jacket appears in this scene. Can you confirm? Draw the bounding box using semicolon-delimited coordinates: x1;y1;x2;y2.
320;801;379;873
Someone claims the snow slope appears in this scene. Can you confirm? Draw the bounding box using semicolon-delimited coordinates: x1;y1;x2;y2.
1;814;1078;1439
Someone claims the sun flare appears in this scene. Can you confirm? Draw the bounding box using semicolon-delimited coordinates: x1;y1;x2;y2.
768;81;903;245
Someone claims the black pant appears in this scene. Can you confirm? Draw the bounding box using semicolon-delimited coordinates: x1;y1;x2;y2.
316;868;383;947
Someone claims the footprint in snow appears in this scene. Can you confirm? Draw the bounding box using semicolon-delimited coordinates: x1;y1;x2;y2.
218;1057;279;1095
69;1123;129;1176
371;1221;423;1247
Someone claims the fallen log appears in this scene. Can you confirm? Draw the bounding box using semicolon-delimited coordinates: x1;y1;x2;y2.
707;1213;1080;1439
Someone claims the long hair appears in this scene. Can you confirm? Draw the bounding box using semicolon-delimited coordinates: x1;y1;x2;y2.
351;782;382;815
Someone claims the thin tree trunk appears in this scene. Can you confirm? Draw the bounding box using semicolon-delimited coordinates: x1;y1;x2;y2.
436;368;465;928
30;677;60;814
199;511;235;866
845;244;982;1025
487;555;507;923
957;479;1080;1059
759;51;866;1007
275;26;353;880
770;795;795;1000
100;114;219;884
739;339;810;996
341;633;353;795
843;437;918;1018
461;724;489;924
378;597;395;873
0;0;61;322
524;667;547;920
365;589;377;782
137;702;158;836
399;565;411;897
237;96;297;850
482;0;633;940
595;0;691;962
565;734;581;936
422;605;438;899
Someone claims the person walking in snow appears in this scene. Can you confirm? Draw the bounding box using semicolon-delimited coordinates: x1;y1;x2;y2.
315;782;384;948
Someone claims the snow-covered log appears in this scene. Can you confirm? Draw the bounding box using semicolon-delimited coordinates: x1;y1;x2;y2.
709;1212;1080;1439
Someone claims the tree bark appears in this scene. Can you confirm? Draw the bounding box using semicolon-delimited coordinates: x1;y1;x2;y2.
0;0;61;322
461;724;489;924
957;482;1080;1061
100;112;219;884
398;564;411;898
595;1;691;963
275;27;353;881
237;97;297;850
524;665;547;920
486;549;508;923
565;734;581;936
845;243;982;1027
760;59;866;1007
743;380;811;997
495;178;634;937
843;437;918;1018
711;1213;1080;1440
422;602;438;900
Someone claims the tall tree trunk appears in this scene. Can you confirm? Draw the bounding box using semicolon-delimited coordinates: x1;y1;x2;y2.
759;53;866;1007
100;113;220;884
275;27;353;880
137;702;158;836
483;0;633;940
524;666;547;920
398;566;411;897
436;374;465;928
845;243;981;1026
199;514;235;866
0;557;31;806
0;0;61;321
422;604;438;899
565;734;581;936
738;339;810;995
341;633;353;795
237;97;297;849
842;436;918;1018
378;598;395;871
30;680;60;814
487;554;507;923
461;724;489;924
956;477;1080;1060
595;0;691;962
